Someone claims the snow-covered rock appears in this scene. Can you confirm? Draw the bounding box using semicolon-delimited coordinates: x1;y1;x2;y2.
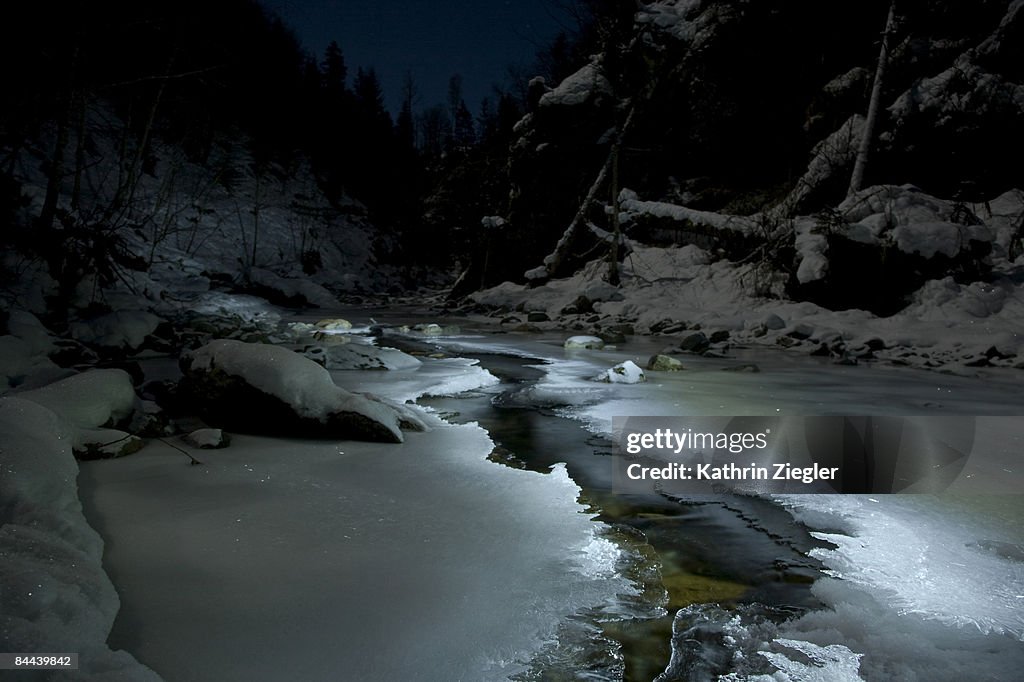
17;369;145;459
181;339;423;442
0;335;64;393
593;360;646;384
184;428;230;449
565;335;605;350
18;369;136;431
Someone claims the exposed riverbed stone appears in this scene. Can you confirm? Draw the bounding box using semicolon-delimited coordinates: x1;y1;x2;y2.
647;354;685;371
678;332;710;353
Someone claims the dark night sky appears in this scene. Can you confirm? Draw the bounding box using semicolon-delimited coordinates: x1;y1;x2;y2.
260;0;567;115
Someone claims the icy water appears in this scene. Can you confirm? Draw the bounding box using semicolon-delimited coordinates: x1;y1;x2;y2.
81;311;1024;681
387;320;1024;680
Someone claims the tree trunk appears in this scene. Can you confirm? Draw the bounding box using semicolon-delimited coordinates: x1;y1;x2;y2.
526;107;635;281
607;142;621;286
38;40;81;230
848;0;897;197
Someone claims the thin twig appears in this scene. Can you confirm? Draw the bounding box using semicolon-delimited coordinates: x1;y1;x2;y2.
156;437;205;466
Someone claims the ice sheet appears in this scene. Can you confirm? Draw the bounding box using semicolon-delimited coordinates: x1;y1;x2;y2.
82;355;631;681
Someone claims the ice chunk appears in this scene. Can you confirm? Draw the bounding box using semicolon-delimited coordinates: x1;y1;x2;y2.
758;638;863;681
83;420;638;681
779;495;1024;640
312;341;422;371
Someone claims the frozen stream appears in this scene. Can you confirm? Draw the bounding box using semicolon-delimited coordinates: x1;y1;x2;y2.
80;318;1024;680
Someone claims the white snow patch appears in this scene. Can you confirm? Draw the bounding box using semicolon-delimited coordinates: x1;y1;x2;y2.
794;217;829;284
0;397;161;680
18;369;136;430
539;61;612;108
249;267;338;308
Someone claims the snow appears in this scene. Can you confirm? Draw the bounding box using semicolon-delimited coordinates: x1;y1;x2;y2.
16;369;143;457
839;185;993;258
314;317;352;330
69;311;163;351
473;181;1024;370
7;309;57;355
0;335;64;393
0;397;161;680
565;335;605;350
620;193;759;235
538;61;612;108
636;0;720;45
594;360;646;384
184;339;410;441
183;428;227;449
794;217;829;284
18;369;136;431
892;221;989;259
248;267;338;308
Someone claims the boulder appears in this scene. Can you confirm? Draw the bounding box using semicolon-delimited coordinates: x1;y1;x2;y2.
679;332;710;353
561;296;594;315
180;340;423;442
647;354;685;371
598;330;626;345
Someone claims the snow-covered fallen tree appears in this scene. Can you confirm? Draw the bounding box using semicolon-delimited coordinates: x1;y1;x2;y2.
180;340;425;442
